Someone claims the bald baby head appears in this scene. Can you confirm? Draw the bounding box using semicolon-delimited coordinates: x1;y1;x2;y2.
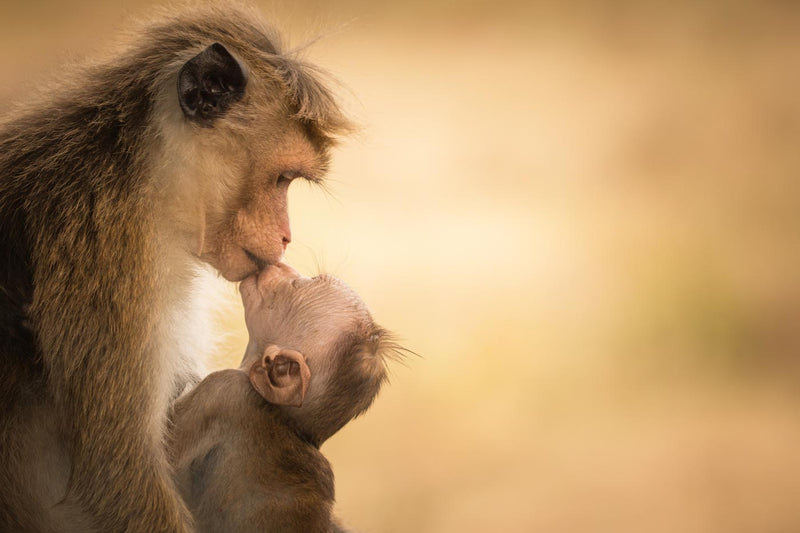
239;263;400;445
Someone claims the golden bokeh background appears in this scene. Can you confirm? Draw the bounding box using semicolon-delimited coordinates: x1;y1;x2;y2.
2;1;800;531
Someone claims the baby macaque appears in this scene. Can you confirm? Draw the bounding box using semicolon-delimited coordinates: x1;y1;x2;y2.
169;263;399;533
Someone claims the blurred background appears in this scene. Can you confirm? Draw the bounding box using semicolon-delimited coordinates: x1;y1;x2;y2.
2;1;800;531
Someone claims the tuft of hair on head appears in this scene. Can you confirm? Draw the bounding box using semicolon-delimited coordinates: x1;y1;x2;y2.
265;54;356;141
277;17;363;139
369;325;416;379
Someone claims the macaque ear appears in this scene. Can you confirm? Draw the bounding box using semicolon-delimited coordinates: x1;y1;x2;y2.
249;346;310;407
178;43;246;124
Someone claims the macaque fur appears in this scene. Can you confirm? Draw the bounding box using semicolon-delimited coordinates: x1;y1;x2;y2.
0;5;350;532
170;263;402;532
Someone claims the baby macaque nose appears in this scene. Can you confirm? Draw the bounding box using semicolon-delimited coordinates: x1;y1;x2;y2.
278;262;301;278
255;261;303;291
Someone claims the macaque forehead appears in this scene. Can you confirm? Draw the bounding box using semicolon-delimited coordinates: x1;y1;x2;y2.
217;65;335;179
187;110;329;181
247;123;330;185
293;275;367;310
152;62;333;197
285;275;373;342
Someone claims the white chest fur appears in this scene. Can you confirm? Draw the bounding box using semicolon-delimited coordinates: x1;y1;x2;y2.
154;264;231;417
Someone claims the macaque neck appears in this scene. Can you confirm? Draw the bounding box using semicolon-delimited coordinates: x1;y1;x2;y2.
278;411;325;449
238;343;261;371
238;346;327;447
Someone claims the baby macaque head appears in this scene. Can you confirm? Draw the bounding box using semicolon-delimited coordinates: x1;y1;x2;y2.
239;263;397;446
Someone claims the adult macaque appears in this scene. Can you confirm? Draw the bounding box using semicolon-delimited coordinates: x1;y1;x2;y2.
170;263;401;533
0;6;349;532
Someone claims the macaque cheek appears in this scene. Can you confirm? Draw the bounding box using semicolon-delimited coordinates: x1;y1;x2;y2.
239;263;304;337
238;273;263;317
199;233;255;282
241;291;289;339
202;209;288;282
238;282;282;337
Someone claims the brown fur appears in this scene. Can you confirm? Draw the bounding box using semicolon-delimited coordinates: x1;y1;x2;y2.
0;5;349;532
170;371;339;533
169;264;400;532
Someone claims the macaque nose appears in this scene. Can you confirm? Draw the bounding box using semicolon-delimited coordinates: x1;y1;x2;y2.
281;224;291;252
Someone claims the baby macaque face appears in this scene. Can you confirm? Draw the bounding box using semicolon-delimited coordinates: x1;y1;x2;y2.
239;263;391;445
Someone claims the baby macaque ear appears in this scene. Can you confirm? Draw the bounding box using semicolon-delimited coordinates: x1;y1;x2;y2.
249;345;310;407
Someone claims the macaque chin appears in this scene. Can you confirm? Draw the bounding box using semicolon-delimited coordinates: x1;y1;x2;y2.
169;263;402;532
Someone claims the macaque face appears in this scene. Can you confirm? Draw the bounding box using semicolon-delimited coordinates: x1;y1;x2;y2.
239;263;389;443
194;126;328;282
159;41;333;282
